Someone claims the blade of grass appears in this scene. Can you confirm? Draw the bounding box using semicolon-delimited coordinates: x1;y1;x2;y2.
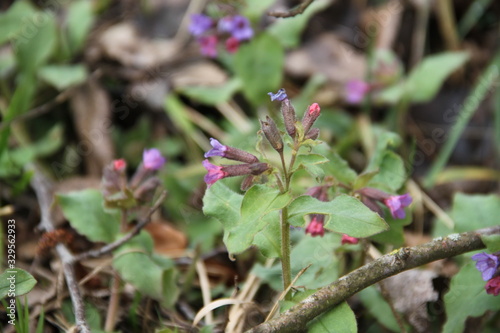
424;51;500;187
36;306;45;333
458;0;493;38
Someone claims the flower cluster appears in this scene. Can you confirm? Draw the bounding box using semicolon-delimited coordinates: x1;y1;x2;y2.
102;148;166;207
203;138;269;189
189;13;253;58
472;252;500;296
357;187;412;220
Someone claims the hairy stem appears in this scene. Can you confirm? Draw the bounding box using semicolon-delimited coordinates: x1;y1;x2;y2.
280;207;292;301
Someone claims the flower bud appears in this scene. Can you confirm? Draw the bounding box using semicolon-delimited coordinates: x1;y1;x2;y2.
361;196;384;217
222;162;270;177
305;128;320;140
301;103;321;134
102;160;127;197
134;177;161;203
281;99;297;138
260;116;283;153
357;187;390;201
205;138;258;164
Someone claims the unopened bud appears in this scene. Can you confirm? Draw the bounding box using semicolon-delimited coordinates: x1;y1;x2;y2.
301;103;321;134
260;116;283;153
305;128;320;140
134;177;161;203
102;161;127;197
222;163;270;177
240;175;255;191
358;187;390;201
361;196;384;216
281;99;297;138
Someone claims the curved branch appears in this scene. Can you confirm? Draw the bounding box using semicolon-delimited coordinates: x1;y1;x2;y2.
247;226;500;333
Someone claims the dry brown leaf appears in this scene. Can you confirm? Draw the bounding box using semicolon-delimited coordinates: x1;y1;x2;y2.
170;61;229;88
382;269;438;332
69;80;115;176
143;221;188;256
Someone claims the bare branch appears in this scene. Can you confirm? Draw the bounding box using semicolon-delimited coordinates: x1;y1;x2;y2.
30;165;91;333
268;0;315;18
73;190;167;262
246;226;500;333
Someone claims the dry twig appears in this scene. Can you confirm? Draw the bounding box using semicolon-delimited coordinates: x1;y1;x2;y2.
268;0;315;18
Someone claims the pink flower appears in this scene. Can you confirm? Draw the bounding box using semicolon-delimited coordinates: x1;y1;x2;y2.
305;215;325;237
113;159;126;171
199;35;218;58
143;149;166;170
384;193;412;219
485;276;500;296
346;79;370;103
202;159;227;187
341;234;359;245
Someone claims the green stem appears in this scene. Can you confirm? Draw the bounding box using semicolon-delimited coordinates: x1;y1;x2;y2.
280;206;292;300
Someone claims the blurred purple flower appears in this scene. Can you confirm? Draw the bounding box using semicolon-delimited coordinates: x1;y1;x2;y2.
202;159;227;187
218;15;253;41
189;14;213;37
384;193;412;219
268;88;288;102
346;79;370;103
472;252;499;281
143;148;166;170
199;35;218;57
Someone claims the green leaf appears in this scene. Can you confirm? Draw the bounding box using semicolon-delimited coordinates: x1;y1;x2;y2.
450;193;500;232
378;52;470;103
233;33;284;106
0;1;37;45
367;151;406;192
38;64;87;90
293;153;329;178
253;214;282;258
242;0;276;21
178;78;242;106
308;302;357;333
288;194;388;237
113;231;179;308
369;212;412;247
358;286;400;332
353;170;379;190
481;234;500;253
0;268;37;298
56;189;120;243
443;262;500;333
66;0;95;54
268;0;331;48
323;149;357;184
203;182;292;256
14;11;57;74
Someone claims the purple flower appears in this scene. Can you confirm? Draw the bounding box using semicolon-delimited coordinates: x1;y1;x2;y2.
305;215;325;237
383;193;412;219
218;15;253;41
143;148;166;170
472;252;499;281
189;14;213;37
346;79;370;103
198;35;218;58
268;88;288;101
202;159;227;187
205;138;227;158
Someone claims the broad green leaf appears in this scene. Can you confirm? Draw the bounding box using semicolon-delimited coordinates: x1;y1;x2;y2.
481;234;500;252
203;182;291;255
0;1;37;45
14;11;57;74
365;130;402;171
358;286;400;332
443;262;500;333
268;0;331;48
378;52;470;103
253;233;340;291
253;213;282;258
323;150;357;184
234;33;284;106
38;64;87;90
450;193;500;232
66;0;95;54
367;151;406;192
293;153;329;179
0;268;37;298
0;74;37;159
0;124;63;177
370;212;412;246
242;0;276;21
353;170;379;190
288;194;388;237
308;302;357;333
178;78;242;106
0;49;15;79
113;231;178;308
56;189;120;243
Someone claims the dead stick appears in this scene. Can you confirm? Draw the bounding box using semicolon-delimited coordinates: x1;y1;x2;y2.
246;226;500;333
268;0;315;18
